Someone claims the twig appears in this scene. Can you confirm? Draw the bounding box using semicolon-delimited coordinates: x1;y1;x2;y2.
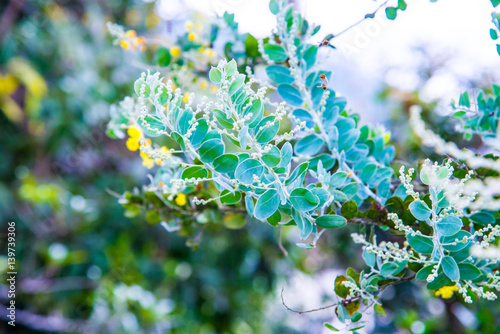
280;287;336;314
278;227;288;257
325;0;390;42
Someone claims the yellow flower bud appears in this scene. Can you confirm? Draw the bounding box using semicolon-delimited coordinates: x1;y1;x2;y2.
170;46;181;57
188;32;197;42
119;40;129;50
126;138;140;151
127;126;142;139
125;30;137;38
175;193;187;206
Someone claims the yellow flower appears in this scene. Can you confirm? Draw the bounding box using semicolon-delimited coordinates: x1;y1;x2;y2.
200;80;208;90
196;23;202;31
142;157;154;169
119;40;129;50
182;93;190;104
185;20;194;31
435;286;459;299
126;138;140;151
0;74;18;95
175;193;187;206
140;151;150;159
125;30;137;38
210;86;218;94
170;46;181;57
127;126;142;139
155;146;170;165
204;48;215;58
188;32;197;42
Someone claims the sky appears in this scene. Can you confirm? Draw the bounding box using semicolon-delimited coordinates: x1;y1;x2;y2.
155;0;500;123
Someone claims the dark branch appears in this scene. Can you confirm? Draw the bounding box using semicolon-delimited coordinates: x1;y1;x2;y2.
280;287;337;314
324;0;390;42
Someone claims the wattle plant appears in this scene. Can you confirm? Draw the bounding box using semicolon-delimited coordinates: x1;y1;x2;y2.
106;0;500;331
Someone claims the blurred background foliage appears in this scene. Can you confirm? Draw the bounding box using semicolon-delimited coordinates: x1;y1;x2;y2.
1;0;500;333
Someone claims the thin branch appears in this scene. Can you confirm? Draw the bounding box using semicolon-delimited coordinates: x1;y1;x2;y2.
280;287;336;314
278;227;288;257
324;0;390;42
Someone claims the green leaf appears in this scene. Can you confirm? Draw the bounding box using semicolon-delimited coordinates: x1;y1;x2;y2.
341;183;360;199
285;162;309;186
397;0;407;10
302;45;318;70
277;84;303;106
407;234;434;254
330;172;349;188
181;166;208;180
190;118;208;148
442;256;460;281
213;154;239;173
220;190;242;205
359;163;376;183
491;0;500;7
244;98;263;127
235;159;264;184
245;34;260;58
334;275;350;298
214;109;234;129
458;263;482;281
459;91;470;108
138;115;165;137
409;201;431;221
436;216;463;236
295;134;324;156
254;189;280;220
426;272;452;290
267;210;281;226
199;138;225;163
416;264;435;280
324;323;339;331
374;304;386;317
385;7;397;20
441;230;471;252
263;44;287;62
491;28;498;40
337;303;350;323
134;78;150;97
469;211;495;225
269;0;279;14
229;74;246;96
452;111;466;118
209;67;222;84
176;108;193;135
363;248;376;267
262;146;281;167
341;200;358;219
156;47;171;66
146;209;160;225
380;262;399;276
225;59;237;76
255;116;280;143
265;65;294;84
289;187;320;212
278;142;293;167
315;215;346;228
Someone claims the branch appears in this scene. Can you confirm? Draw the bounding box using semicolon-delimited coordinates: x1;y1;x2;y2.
278;227;289;257
323;0;390;42
280;287;337;314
